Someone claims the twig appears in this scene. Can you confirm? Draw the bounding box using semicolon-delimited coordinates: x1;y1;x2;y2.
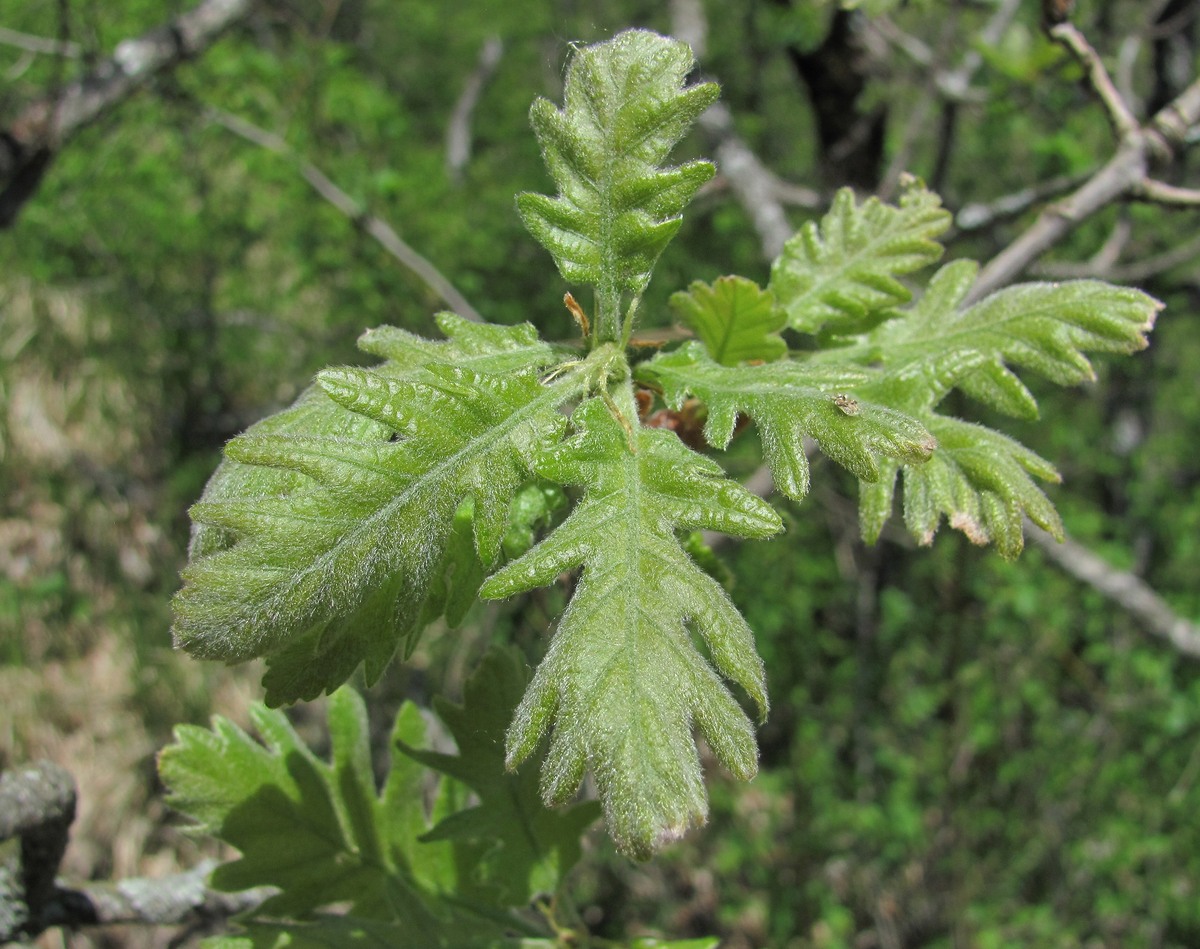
1135;178;1200;207
1036;229;1200;282
878;0;1021;199
0;26;81;58
967;24;1200;302
1051;22;1140;140
701;103;800;260
670;0;805;260
209;109;485;323
1025;523;1200;659
954;171;1092;232
445;35;503;184
0;0;255;227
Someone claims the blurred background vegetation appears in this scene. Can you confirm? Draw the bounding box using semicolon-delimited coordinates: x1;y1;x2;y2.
2;0;1199;946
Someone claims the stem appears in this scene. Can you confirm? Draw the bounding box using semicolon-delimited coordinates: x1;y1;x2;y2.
594;283;623;346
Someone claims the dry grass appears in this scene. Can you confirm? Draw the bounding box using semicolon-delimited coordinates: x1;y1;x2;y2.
0;279;263;946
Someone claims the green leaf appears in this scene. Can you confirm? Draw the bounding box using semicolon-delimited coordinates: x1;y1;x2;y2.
861;260;1161;415
396;647;600;904
479;396;782;859
769;179;950;336
160;689;409;920
860;415;1063;559
172;321;576;705
518;29;718;340
358;312;558;376
189;316;556;565
161;686;554;947
669;276;787;365
640;341;936;499
845;261;1159;551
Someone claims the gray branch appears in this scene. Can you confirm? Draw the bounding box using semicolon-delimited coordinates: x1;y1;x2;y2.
445;36;504;184
0;761;269;945
1026;523;1200;659
967;24;1200;303
209;109;485;323
670;0;815;261
0;0;255;227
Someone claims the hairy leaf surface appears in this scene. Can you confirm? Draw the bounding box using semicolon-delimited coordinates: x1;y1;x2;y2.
173;320;574;705
857;260;1161;414
517;30;717;339
846;260;1160;551
480;396;782;859
769;180;950;336
640;342;936;499
669;276;787;365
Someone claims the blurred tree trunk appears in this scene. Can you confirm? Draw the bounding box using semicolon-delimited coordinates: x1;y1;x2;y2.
773;4;887;190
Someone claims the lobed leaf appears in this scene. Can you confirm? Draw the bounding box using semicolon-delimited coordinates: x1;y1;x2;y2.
172;320;575;705
517;30;718;310
480;397;782;859
769;179;950;336
161;659;590;946
669;276;787;366
640;342;936;499
859;259;1161;416
395;647;600;905
810;257;1159;551
159;689;417;921
860;414;1063;559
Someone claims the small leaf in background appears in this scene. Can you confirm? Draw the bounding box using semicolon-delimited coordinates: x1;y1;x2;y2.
396;646;600;904
160;672;582;946
669;276;787;366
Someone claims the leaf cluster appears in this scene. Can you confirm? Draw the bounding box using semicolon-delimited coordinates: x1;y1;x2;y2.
169;29;1159;867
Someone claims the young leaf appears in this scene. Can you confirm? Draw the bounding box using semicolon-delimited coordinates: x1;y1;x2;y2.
396;647;600;904
669;276;787;366
847;260;1160;551
480;396;782;860
172;322;578;705
859;260;1161;415
640;341;936;499
768;179;950;336
860;415;1063;558
517;30;718;341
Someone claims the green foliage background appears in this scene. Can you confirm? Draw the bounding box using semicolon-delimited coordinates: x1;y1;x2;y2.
2;1;1200;947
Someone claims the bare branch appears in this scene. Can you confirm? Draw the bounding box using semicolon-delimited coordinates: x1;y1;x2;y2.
445;35;503;184
209;109;485;323
967;22;1200;301
954;172;1092;232
701;103;799;260
1136;177;1200;206
967;141;1148;302
1026;523;1200;659
0;761;75;942
1050;23;1140;140
0;0;256;227
671;0;803;261
0;26;81;58
1035;228;1200;282
0;761;269;942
